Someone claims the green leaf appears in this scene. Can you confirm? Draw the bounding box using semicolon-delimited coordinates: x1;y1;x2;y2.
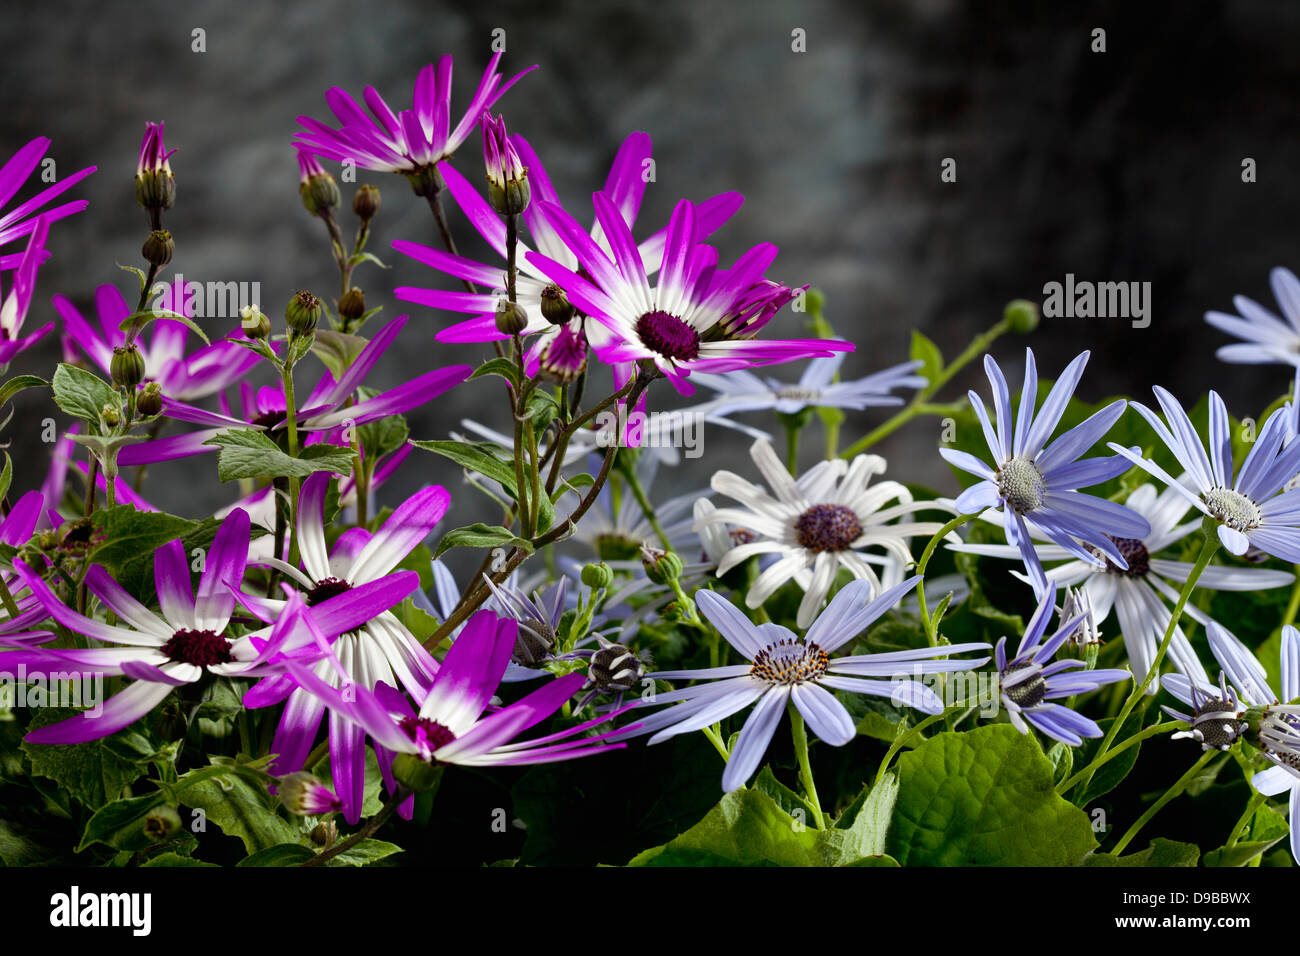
887;724;1098;865
468;357;522;389
310;330;370;381
1203;802;1289;867
175;764;304;855
116;263;149;291
237;843;317;866
324;838;404;866
410;438;554;532
627;788;823;866
0;453;11;502
346;250;389;270
141;852;219;867
909;330;943;385
822;773;899;864
1071;712;1144;805
434;523;534;559
118;309;210;346
21;708;151;809
78;794;168;852
51;363;117;428
205;429;354;482
0;374;47;408
1083;838;1201;867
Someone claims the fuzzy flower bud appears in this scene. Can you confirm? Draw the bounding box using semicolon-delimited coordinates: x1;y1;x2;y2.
338;287;366;324
240;305;271;340
142;804;183;842
539;283;576;326
110;345;146;388
141;229;174;268
353;184;381;222
640;545;684;585
285;290;322;335
1005;298;1040;335
137;382;163;417
580;562;614;590
495;298;528;336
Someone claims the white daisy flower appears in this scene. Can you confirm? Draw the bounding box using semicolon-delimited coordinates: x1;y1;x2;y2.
698;438;957;627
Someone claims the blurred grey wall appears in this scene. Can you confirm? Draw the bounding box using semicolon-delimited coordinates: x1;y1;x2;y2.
3;0;1299;550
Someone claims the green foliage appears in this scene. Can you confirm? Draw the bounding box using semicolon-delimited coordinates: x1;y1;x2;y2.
205;430;354;482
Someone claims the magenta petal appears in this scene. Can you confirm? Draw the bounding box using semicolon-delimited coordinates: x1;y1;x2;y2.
423;611;516;726
268;684;327;776
195;507;250;630
330;706;368;825
309;573;418;636
24;680;174;744
439;671;586;761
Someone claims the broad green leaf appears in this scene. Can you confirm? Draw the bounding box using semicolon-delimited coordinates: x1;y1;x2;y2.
1071;711;1144;806
237;844;316;866
310;330;369;381
469;357;522;389
204;429;354;482
434;523;534;559
78;794;168;852
909;330;943;385
141;852;218;867
888;724;1098;865
118;309;210;346
21;708;152;809
1203;802;1289;867
325;838;404;866
1083;838;1200;867
627;788;822;866
175;764;304;855
52;363;117;428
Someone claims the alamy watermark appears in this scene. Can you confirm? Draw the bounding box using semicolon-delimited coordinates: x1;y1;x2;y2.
1042;273;1151;329
0;665;104;718
593;407;706;459
889;664;1001;718
148;273;261;320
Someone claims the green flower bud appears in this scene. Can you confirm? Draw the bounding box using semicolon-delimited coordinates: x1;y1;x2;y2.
539;284;575;326
580;562;614;590
640;545;684;585
338;287;366;323
495;299;529;336
310;820;338;847
142;804;182;842
141;229;174;268
240;305;271;340
100;403;122;428
278;772;343;815
285;290;322;335
137;382;163;417
1005;299;1040;334
110;345;146;388
353;184;381;222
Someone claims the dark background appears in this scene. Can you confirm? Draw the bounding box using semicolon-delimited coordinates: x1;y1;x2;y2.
3;0;1298;537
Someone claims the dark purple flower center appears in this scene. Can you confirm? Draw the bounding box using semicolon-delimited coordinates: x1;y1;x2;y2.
249;410;286;430
794;504;862;553
636;310;699;361
306;576;353;605
162;628;233;667
398;716;457;755
1099;535;1150;577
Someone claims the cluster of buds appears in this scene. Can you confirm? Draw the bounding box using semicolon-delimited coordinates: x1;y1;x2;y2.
482;112;529;216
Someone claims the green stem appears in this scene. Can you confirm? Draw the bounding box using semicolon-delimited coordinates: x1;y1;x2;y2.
621;456;671;548
1056;720;1182;795
915;512;980;645
1111;750;1216;855
1077;526;1219;796
785;420;799;474
841;318;1011;458
1225;790;1267;848
301;786;409;867
789;703;826;829
0;573;21;620
701;725;730;764
1283;567;1300;628
874;711;946;786
281;361;302;563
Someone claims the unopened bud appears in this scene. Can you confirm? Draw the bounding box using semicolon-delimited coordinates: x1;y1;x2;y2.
589;639;645;694
240;305;271;340
285;290;322;335
100;403;122;428
640;545;684;585
111;345;146;388
137;382;163;417
278;772;343;815
580;562;614;590
539;284;575;326
297;150;340;217
495;299;528;336
310;820;338;847
1005;299;1040;335
338;287;366;323
353;184;381;221
141;230;174;267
